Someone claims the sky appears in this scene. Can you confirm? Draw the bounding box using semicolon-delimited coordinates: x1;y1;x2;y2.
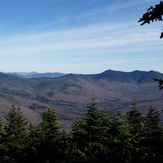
0;0;163;74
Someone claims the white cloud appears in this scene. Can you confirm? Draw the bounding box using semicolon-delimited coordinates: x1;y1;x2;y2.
0;19;162;58
0;0;162;73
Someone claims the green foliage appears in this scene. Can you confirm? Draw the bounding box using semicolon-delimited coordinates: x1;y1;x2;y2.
139;2;163;91
127;100;144;133
71;100;163;162
0;100;162;163
31;107;64;163
71;98;103;162
138;1;163;38
2;104;29;162
0;116;5;161
143;106;163;162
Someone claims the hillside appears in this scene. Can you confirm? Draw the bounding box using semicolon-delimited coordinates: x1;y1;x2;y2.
0;70;163;129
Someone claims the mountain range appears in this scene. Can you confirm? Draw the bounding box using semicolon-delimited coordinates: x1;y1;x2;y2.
8;71;65;78
1;70;163;130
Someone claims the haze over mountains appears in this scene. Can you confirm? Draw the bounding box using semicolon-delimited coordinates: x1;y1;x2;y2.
8;71;66;78
1;70;163;129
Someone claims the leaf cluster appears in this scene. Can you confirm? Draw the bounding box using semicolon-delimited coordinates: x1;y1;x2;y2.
154;78;163;90
138;1;163;38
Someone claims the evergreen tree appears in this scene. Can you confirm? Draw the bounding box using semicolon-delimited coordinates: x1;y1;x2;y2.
85;98;102;157
0;116;5;162
95;109;112;162
114;117;134;163
36;107;63;163
2;105;29;162
58;130;70;162
72;99;132;162
127;100;144;133
72;98;105;162
23;124;40;163
143;106;163;162
102;109;136;163
104;109;122;162
71;119;87;162
126;101;145;162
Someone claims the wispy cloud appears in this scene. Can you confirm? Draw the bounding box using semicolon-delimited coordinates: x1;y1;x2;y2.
0;19;162;57
0;0;162;73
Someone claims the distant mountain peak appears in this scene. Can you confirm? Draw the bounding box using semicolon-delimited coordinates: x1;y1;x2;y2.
94;69;163;83
7;72;66;78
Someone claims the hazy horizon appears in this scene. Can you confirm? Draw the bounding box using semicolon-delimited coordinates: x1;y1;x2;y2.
3;69;163;75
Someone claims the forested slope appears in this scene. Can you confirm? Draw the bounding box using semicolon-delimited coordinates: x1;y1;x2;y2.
0;70;163;129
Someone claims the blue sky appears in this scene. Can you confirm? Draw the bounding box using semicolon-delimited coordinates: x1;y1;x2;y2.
0;0;163;73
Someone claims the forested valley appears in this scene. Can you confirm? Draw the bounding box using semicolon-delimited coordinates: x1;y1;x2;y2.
0;98;162;163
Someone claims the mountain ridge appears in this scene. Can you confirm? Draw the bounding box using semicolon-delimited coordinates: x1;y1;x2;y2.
93;70;162;83
7;71;66;78
0;69;163;130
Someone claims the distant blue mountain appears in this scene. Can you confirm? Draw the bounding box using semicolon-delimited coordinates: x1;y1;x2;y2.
8;71;66;78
